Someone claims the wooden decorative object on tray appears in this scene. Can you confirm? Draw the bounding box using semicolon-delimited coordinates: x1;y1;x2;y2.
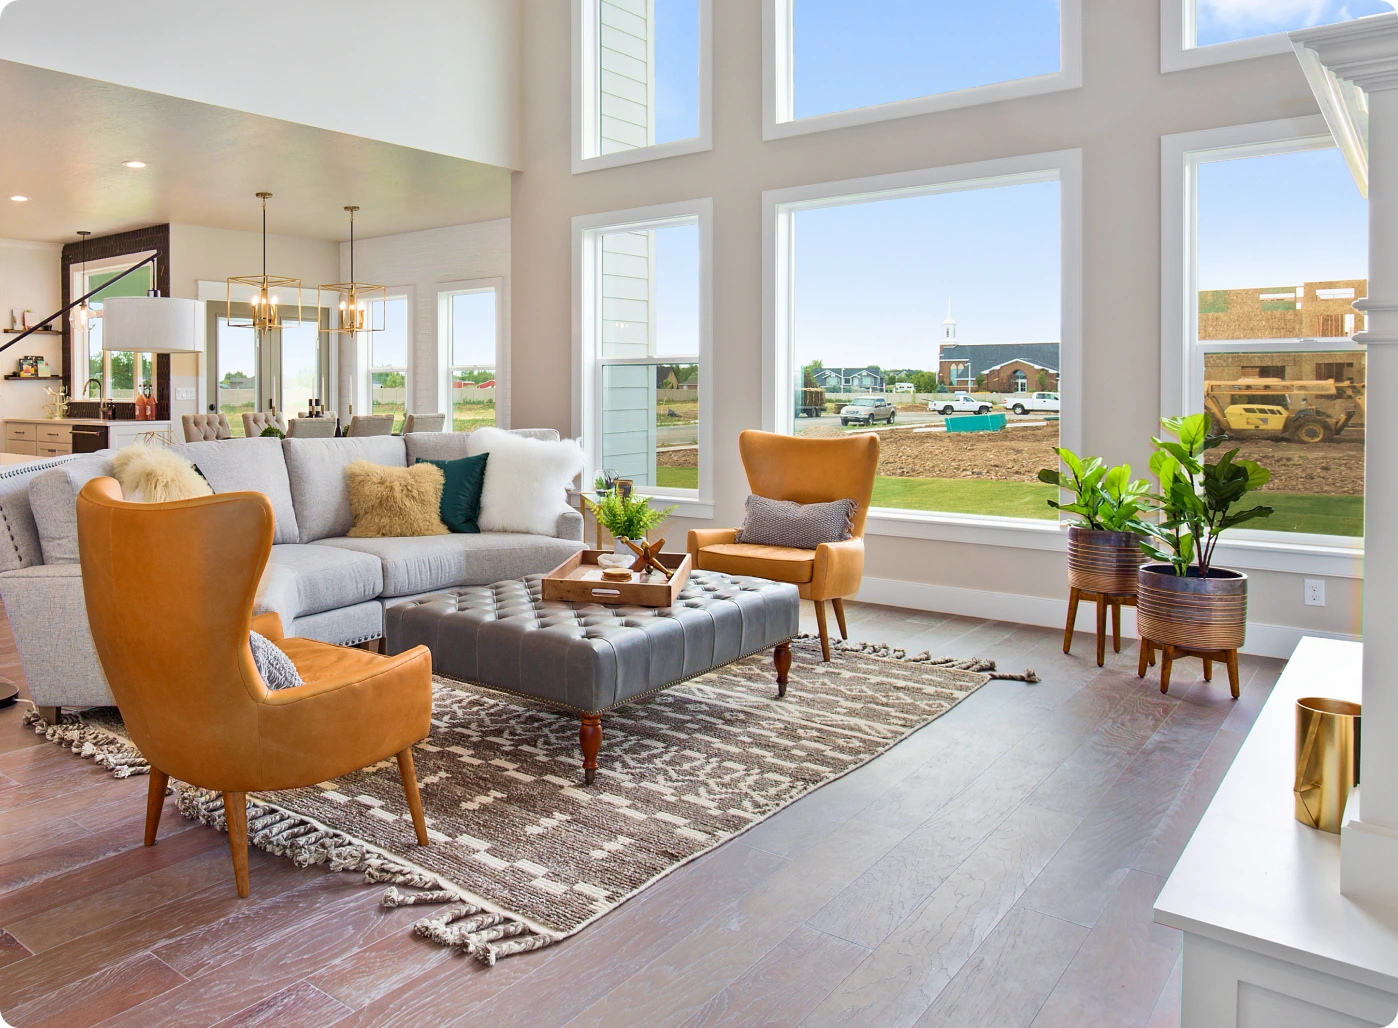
542;549;692;607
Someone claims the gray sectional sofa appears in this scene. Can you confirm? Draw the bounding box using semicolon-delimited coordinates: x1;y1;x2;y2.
0;429;584;714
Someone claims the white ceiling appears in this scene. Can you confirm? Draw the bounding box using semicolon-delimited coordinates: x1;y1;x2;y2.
0;60;512;245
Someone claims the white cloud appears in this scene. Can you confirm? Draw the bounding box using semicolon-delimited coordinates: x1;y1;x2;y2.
1198;0;1334;27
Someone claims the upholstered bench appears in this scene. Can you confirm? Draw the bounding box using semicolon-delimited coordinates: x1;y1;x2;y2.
384;571;801;783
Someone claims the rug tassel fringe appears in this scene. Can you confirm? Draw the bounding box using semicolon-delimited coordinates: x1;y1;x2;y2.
796;634;1040;683
412;902;555;965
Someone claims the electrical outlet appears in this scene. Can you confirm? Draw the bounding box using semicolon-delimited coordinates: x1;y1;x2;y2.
175;387;195;400
1305;579;1326;607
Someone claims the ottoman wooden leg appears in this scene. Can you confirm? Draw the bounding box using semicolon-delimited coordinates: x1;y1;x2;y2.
774;641;792;699
580;715;602;786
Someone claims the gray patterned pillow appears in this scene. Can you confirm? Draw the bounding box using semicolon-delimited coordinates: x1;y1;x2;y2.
735;495;856;549
249;631;304;691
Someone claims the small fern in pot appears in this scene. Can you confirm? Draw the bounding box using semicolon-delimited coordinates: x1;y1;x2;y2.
1039;448;1151;596
585;488;676;559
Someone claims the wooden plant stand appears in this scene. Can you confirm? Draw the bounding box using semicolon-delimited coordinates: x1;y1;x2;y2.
1137;638;1239;698
1063;587;1137;667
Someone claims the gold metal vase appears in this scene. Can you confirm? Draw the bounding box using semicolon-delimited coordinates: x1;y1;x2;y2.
1294;696;1361;834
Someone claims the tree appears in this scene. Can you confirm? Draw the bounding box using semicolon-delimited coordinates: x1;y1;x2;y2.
910;370;937;393
802;359;824;389
1037;370;1050;391
975;372;987;390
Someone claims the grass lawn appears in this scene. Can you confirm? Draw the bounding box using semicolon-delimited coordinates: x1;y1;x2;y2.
656;467;699;490
868;476;1361;536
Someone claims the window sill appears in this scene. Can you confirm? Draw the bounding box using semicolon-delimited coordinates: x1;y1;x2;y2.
863;507;1364;578
572;136;711;176
639;493;713;521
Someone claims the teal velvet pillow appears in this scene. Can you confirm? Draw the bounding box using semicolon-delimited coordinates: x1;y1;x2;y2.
416;453;489;533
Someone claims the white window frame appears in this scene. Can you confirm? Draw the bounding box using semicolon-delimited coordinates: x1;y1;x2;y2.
573;198;714;519
363;289;414;421
72;250;158;401
763;149;1082;546
572;0;714;174
437;277;507;430
1160;115;1366;572
763;0;1082;141
1161;0;1389;73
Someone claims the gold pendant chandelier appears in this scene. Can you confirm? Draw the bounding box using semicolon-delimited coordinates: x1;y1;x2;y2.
227;192;302;331
318;206;385;335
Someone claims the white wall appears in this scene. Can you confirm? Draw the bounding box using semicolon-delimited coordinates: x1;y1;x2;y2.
167;223;340;425
0;0;522;170
510;0;1357;655
0;238;61;420
339;219;511;426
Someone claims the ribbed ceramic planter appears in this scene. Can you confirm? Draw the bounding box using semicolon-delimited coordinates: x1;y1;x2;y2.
1067;527;1147;596
1136;563;1248;650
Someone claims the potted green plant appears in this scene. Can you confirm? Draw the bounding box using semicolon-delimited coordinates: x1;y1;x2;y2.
585;488;675;561
1039;447;1151;596
1136;413;1274;654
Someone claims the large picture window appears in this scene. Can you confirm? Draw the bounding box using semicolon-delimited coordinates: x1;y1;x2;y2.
574;0;711;173
766;152;1082;537
574;200;711;515
368;296;409;432
442;283;500;431
1180;138;1367;539
76;262;154;403
1162;0;1390;71
766;0;1081;138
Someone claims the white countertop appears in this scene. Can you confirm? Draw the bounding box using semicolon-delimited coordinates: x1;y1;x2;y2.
4;417;171;426
1154;636;1398;993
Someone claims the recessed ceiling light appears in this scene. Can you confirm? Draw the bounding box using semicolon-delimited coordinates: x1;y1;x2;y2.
9;196;27;202
122;160;147;169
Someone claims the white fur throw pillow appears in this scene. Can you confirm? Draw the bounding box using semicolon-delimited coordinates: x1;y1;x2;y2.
112;444;214;503
466;427;584;536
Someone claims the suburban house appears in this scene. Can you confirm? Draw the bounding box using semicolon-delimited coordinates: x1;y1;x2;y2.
809;366;887;392
938;342;1061;391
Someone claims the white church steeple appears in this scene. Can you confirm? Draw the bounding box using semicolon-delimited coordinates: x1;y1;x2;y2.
943;297;957;342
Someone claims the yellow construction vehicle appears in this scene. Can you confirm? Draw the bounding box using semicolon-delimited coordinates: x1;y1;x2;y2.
1202;378;1362;444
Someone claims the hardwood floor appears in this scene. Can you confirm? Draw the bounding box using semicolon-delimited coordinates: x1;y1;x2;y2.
0;600;1279;1027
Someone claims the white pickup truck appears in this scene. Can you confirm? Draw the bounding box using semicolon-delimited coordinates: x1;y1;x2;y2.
929;393;991;415
1003;391;1060;415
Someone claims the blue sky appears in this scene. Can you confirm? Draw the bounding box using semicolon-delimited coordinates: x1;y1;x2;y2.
654;0;699;144
1198;148;1366;290
1196;0;1391;47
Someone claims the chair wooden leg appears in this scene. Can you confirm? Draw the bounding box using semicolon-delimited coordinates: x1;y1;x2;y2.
1226;649;1240;700
144;769;170;846
813;600;831;662
1111;599;1122;653
1160;646;1174;695
1095;593;1107;667
397;747;429;846
1138;636;1150;678
1063;587;1081;655
831;598;849;641
773;641;792;699
224;791;250;898
580;715;603;785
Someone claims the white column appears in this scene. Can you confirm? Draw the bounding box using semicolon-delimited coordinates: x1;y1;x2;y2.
1291;14;1398;907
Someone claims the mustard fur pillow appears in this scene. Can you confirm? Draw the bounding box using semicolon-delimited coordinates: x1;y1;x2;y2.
344;460;449;538
112;444;214;503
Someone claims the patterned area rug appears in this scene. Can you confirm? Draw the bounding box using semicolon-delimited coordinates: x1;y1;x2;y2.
29;637;1035;964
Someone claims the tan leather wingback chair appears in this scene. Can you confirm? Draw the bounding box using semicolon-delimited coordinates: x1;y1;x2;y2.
76;478;434;897
688;430;879;661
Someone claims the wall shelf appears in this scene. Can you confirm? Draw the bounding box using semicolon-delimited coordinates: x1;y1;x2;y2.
2;329;61;335
2;375;56;381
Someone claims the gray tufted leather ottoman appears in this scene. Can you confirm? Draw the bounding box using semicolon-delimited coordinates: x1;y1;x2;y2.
384;570;800;783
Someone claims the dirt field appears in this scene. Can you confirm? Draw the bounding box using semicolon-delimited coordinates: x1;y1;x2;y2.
657;446;698;468
795;423;1363;495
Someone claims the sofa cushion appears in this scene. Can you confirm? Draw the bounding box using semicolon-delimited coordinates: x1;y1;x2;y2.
417;453;488;533
0;454;79;572
344;461;449;539
28;455;116;564
316;533;582;597
172;438;300;545
282;436;407;543
258;544;384;623
467;428;583;536
404;428;560;465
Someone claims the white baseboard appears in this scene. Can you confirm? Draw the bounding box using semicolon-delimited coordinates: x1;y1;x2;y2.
852;576;1358;660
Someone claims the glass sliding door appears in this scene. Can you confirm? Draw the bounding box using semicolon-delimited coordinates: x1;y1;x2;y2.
215;315;258;437
279;319;322;419
206;304;330;437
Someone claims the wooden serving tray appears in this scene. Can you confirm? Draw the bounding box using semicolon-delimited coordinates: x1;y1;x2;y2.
541;550;692;607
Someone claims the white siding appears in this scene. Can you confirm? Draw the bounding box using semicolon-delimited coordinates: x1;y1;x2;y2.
600;228;657;484
598;0;655;155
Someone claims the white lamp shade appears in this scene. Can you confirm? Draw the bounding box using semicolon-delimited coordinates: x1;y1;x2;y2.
100;296;206;353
